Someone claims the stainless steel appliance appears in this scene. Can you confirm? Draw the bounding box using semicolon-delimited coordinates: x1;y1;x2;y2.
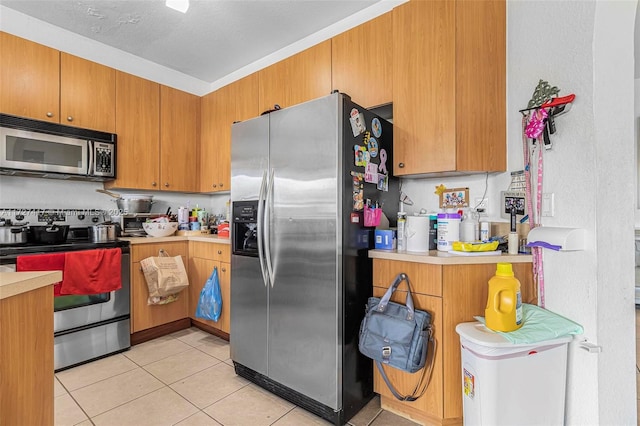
230;93;399;425
0;113;116;181
0;208;130;371
116;213;163;237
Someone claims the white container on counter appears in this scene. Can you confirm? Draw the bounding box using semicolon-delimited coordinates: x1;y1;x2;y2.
437;212;460;252
406;215;429;253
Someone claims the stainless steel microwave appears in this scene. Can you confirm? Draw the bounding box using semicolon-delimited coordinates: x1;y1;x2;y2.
0;113;116;181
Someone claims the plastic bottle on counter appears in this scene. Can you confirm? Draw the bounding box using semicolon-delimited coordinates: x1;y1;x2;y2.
436;212;460;252
479;218;490;242
397;211;407;252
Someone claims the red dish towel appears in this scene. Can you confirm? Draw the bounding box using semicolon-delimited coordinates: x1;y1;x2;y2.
61;248;122;295
16;253;65;296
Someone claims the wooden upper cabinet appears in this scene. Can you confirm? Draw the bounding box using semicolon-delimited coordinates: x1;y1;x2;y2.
392;0;506;176
393;0;456;176
0;33;116;133
332;12;392;108
0;32;59;123
200;73;259;193
455;0;506;173
160;85;199;192
60;53;116;133
259;40;332;113
200;85;230;193
107;71;160;191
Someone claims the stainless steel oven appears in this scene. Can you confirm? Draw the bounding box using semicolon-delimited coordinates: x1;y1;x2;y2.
52;248;130;371
0;208;131;371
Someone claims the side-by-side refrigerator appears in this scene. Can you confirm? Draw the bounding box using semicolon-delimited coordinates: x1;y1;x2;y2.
230;92;399;425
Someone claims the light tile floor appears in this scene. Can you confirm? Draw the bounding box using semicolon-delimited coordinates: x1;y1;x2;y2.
54;327;419;426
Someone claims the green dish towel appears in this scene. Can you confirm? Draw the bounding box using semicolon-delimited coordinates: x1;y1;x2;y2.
475;303;583;344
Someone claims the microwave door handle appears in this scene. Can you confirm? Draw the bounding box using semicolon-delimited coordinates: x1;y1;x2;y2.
257;170;268;287
87;140;94;175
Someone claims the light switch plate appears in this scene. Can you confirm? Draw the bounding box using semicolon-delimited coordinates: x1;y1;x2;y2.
542;193;555;217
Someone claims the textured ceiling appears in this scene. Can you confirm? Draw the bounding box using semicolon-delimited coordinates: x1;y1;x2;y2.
1;0;384;83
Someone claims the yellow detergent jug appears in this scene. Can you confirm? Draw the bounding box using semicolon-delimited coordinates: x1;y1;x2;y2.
485;263;523;332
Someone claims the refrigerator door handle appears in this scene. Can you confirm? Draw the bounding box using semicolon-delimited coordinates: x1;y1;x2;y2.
264;168;276;287
257;169;269;287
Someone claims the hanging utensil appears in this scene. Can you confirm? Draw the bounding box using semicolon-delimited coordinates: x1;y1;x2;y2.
95;189;121;199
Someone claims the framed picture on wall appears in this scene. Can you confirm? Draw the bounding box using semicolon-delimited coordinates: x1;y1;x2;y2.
439;187;469;209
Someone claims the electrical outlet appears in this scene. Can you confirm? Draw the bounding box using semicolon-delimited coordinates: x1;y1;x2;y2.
474;197;489;213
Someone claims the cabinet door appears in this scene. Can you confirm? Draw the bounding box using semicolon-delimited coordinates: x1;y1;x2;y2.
160;85;198;192
199;85;229;192
332;12;392;108
0;32;59;123
455;0;506;172
259;40;331;113
109;71;160;191
199;87;225;192
393;0;456;175
60;53;116;133
131;261;189;333
188;257;231;334
199;73;259;193
130;242;189;333
371;285;444;419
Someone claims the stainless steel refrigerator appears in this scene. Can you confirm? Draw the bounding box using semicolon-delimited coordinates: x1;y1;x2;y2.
230;92;398;425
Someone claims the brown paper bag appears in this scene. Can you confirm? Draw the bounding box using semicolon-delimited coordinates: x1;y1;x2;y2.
140;249;189;305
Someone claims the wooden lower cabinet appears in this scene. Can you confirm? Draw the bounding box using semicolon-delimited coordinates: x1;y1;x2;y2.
1;284;54;426
130;242;189;333
372;259;535;425
188;241;231;336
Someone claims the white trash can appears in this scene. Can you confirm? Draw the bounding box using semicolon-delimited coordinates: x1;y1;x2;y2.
455;321;572;426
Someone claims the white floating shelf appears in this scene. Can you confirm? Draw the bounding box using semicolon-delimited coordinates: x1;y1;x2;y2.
527;227;586;251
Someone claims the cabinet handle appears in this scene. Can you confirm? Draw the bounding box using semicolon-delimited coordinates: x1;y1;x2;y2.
164;182;170;187
398;162;405;168
219;183;224;188
67;116;73;122
221;267;226;272
152;182;157;186
46;112;53;118
217;250;222;254
212;184;217;188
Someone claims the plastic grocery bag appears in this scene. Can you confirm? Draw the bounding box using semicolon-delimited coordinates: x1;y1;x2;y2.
195;266;222;322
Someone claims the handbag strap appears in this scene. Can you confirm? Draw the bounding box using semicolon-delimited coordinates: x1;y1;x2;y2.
376;273;415;320
376;328;437;402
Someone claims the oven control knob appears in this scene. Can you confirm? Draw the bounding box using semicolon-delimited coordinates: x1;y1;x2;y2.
15;214;24;221
78;214;85;220
92;217;100;223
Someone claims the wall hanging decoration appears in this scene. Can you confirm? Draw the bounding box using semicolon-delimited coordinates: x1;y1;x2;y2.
519;79;576;308
438;187;469;209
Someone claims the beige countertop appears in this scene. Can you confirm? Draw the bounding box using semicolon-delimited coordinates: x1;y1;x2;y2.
0;271;62;300
369;249;533;265
119;234;231;245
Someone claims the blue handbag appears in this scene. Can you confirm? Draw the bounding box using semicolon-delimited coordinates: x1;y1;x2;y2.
195;266;222;322
358;273;436;401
